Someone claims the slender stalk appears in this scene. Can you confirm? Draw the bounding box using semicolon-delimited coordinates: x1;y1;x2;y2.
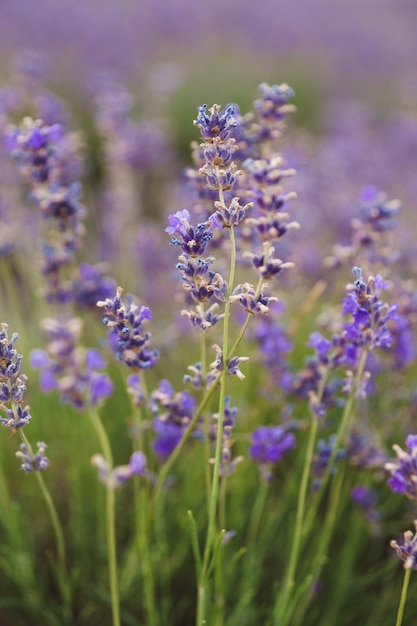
18;429;72;616
395;567;412;626
89;407;120;626
230;480;269;624
154;269;263;513
273;369;328;624
199;301;213;507
274;410;319;624
132;412;158;626
283;350;368;625
197;223;237;625
304;350;368;538
153;374;221;509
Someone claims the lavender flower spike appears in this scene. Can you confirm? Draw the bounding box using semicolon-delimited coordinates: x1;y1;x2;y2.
97;287;159;371
391;520;417;570
16;442;50;472
0;323;32;430
250;425;296;482
0;323;49;470
91;450;147;490
385;435;417;500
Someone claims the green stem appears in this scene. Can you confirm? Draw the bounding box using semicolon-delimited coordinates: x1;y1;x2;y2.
230;480;269;625
274;410;319;624
131;402;158;626
199;302;213;508
154;270;263;513
18;430;71;609
395;567;412;626
153;374;221;509
285;350;369;625
89;407;120;626
197;224;237;625
304;350;368;538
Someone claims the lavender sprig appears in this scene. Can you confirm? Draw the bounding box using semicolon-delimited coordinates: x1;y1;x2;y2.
98;286;159;371
30;317;114;410
4;117;115;307
0;322;71;608
385;435;417;500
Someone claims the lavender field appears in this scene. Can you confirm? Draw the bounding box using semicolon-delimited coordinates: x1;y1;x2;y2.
0;2;417;625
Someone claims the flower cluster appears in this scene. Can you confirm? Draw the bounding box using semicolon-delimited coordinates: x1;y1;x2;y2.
342;266;398;354
253;83;296;138
5;118;86;302
351;485;380;526
0;323;32;430
5;117;63;183
230;282;279;316
231;83;296;161
390;521;417;570
189;102;240;199
30;317;114;409
16;441;50;472
150;379;197;460
312;435;346;490
327;187;402;269
97;286;159;371
4;117;115;307
166;210;226;331
209;344;249;381
210;396;242;477
232;86;298;310
95;79;170;171
0;323;49;472
91;450;147;490
285;266;397;414
249;424;296;482
385;434;417;500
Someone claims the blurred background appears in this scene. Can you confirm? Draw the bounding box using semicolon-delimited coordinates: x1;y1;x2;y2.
1;0;416;291
0;4;416;625
1;0;416;133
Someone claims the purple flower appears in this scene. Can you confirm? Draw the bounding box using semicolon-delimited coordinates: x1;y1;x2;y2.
175;254;227;306
385;435;417;500
209;344;249;381
31;318;113;410
194;104;237;141
166;211;213;258
4;117;88;304
342;266;398;352
5;118;63;182
0;323;32;430
16;442;49;472
211;396;242;477
250;425;295;481
312;436;346;490
127;373;146;407
165;210;193;237
72;263;116;310
230;283;279;316
150;380;197;461
97;287;159;371
391;521;417;570
308;332;332;363
359;186;401;232
91;450;147;489
209;197;253;228
152;419;183;461
246;244;294;281
351;485;380;525
254;83;295;124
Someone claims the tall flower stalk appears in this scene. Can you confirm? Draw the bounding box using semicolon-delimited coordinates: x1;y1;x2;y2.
275;266;398;624
0;323;71;614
